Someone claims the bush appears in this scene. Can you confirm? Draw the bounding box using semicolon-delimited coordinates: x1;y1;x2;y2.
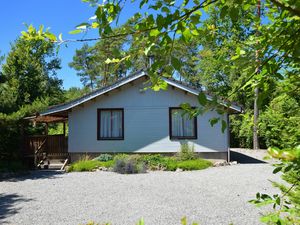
113;158;146;174
177;159;212;170
259;94;300;149
93;154;113;162
177;143;196;160
139;154;166;170
0;160;25;173
113;153;129;161
67;159;114;172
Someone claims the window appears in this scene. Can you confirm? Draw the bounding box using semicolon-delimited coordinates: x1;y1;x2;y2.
97;108;124;140
169;107;197;139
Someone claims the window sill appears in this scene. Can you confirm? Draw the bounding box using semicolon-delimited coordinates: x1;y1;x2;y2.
170;136;197;140
97;138;124;141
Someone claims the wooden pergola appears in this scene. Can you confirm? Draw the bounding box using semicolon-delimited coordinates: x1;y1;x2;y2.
23;114;69;168
25;114;68;136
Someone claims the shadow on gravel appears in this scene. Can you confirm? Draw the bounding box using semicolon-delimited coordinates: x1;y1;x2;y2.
0;193;33;223
2;170;64;182
230;151;266;164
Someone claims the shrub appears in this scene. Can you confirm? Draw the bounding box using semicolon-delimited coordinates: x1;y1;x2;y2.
177;143;196;161
113;154;129;161
93;154;113;162
0;160;25;173
177;159;212;170
163;157;178;171
139;154;166;170
113;158;146;174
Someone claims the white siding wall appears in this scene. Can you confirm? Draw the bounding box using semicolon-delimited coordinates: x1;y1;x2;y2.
68;78;228;153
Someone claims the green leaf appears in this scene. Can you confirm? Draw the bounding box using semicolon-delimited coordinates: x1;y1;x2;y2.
229;8;239;22
209;118;220;127
44;33;57;41
181;217;187;225
182;28;192;41
91;22;99;28
149;29;160;37
220;6;228;19
198;92;207;106
171;56;181;71
256;192;261;199
69;29;82;34
221;119;227;133
273;166;282;174
136;217;144;225
76;22;90;29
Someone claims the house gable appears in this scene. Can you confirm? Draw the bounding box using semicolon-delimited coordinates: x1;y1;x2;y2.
40;71;242;117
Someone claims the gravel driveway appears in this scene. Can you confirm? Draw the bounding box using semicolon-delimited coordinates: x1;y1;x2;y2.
0;164;281;225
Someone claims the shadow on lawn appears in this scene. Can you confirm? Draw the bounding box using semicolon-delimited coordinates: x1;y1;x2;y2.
1;170;64;182
0;193;33;224
230;151;266;164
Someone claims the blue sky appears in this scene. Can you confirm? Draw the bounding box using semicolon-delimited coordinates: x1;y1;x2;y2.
0;0;140;89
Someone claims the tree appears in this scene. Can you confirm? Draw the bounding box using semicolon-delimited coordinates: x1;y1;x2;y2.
69;26;130;89
69;44;99;90
1;37;63;112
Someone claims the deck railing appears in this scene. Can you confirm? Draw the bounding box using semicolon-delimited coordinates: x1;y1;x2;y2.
24;134;68;156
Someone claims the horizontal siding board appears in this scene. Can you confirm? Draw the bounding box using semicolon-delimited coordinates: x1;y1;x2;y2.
68;79;228;153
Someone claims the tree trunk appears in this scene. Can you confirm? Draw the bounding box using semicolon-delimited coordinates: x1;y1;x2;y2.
253;87;259;149
253;0;261;150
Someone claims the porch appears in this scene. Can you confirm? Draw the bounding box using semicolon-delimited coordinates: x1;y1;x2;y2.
23;115;69;170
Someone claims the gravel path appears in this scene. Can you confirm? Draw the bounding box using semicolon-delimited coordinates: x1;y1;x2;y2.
0;164;281;225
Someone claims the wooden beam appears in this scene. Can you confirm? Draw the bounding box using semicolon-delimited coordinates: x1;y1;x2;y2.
45;123;48;135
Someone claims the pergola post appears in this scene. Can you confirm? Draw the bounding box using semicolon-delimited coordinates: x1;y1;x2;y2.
63;122;66;136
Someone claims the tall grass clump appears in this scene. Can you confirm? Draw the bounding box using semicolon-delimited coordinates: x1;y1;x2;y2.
177;143;196;160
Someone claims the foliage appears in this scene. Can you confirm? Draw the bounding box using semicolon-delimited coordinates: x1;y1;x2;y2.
139;154;212;171
0;98;49;161
138;154;168;170
93;154;113;162
0;160;26;173
67;154;212;173
113;158;146;174
63;86;90;102
177;143;196;161
67;159;114;172
260;94;300;149
1;37;62;112
176;159;212;171
0;33;64;164
250;146;300;224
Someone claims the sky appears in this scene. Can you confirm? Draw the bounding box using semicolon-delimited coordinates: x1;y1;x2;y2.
0;0;141;90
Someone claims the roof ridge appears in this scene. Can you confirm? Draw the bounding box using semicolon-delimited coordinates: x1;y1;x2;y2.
47;70;145;110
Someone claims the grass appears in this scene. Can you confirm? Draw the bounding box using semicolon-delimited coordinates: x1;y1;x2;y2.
67;154;213;173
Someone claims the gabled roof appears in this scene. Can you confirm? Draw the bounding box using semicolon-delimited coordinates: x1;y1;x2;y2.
39;70;242;118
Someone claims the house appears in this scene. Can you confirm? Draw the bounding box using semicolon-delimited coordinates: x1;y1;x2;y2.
25;71;242;164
